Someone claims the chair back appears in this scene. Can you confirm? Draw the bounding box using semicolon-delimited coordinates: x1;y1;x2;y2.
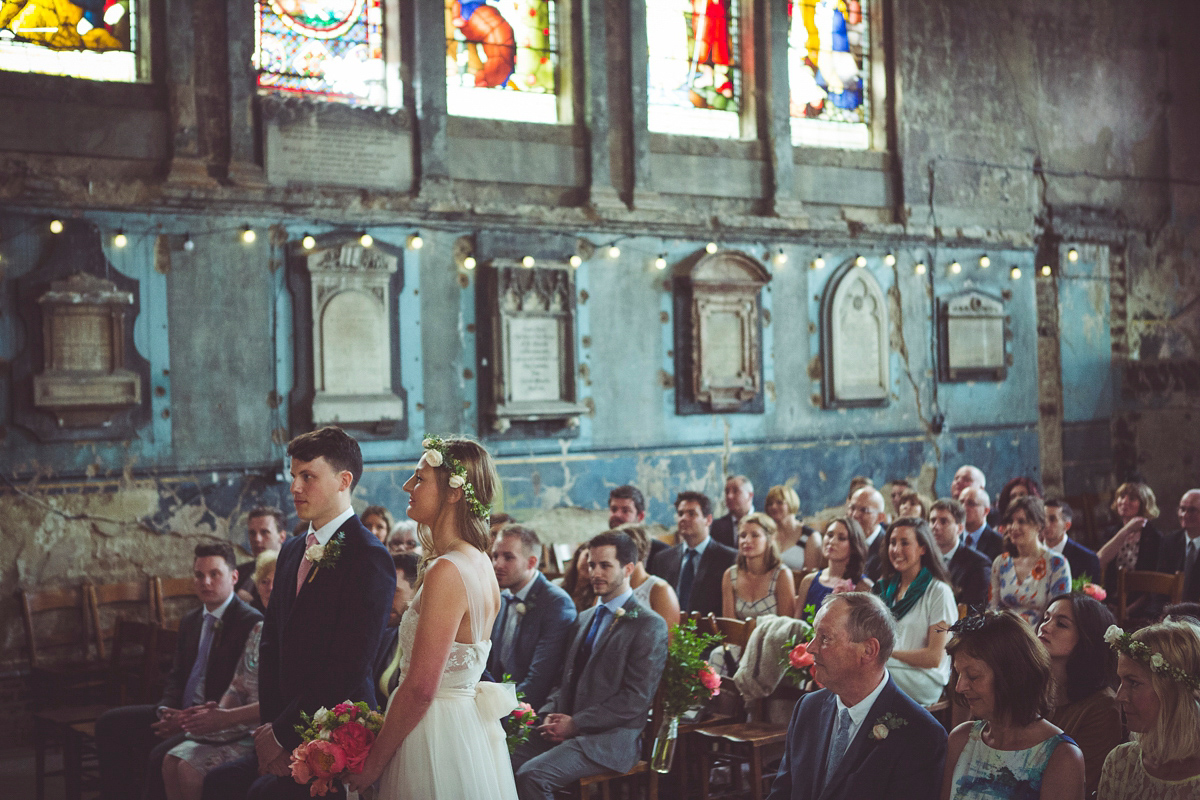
153;577;201;629
1117;568;1185;625
16;585;96;669
106;619;162;704
87;579;157;661
712;616;756;649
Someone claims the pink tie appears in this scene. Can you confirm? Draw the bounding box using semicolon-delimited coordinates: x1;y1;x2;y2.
296;532;318;595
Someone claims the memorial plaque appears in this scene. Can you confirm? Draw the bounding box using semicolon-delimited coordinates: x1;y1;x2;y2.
265;116;413;191
507;317;562;403
940;290;1007;381
321;292;388;394
821;262;889;407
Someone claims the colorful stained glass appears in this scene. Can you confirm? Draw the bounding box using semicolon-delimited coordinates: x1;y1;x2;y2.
0;0;140;81
255;0;390;107
445;0;558;123
789;0;870;149
646;0;741;139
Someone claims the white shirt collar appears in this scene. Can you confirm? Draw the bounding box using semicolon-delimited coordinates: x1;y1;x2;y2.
307;506;355;546
863;525;884;549
205;590;236;620
1046;536;1067;555
940;540;959;566
684;536;711;557
964;521;986;538
503;573;538;602
599;587;634;615
834;668;890;738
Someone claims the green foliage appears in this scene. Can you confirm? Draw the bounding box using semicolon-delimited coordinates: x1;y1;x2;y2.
662;620;724;718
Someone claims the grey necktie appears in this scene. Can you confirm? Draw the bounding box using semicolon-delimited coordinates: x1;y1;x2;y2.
1187;539;1198;576
499;595;520;672
182;613;216;707
825;707;853;785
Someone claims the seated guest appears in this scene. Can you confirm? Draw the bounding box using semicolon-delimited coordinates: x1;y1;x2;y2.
97;542;262;800
722;512;797;620
1158;489;1200;604
1096;481;1162;593
620;525;681;631
1163;601;1200;625
1041;499;1101;584
766;484;823;571
1100;620;1200;798
796;517;872;614
872;518;957;706
512;532;668;800
361;504;394;543
896;490;929;521
375;553;420;706
488;526;578;709
958;486;1005;562
387;518;421;557
235;506;286;614
942;610;1085;799
649;491;736;617
889;478;912;517
161;551;279;800
848;487;888;580
846;475;875;503
560;541;597;612
949;465;986;500
1037;593;1122;796
997;476;1043;515
766;592;947;800
608;485;668;562
712;475;755;548
990;496;1071;627
929;498;991;610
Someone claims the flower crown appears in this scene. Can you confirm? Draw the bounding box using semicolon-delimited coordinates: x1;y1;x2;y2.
422;435;492;519
1105;625;1200;694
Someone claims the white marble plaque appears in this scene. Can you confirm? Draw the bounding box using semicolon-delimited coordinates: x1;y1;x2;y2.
321;292;387;394
829;269;889;404
702;310;744;383
508;316;562;403
266;122;413;191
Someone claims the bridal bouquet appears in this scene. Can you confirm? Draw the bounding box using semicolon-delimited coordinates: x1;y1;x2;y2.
501;674;538;754
290;701;385;797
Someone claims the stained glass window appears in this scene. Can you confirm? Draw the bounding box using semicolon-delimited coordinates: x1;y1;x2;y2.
445;0;558;123
646;0;741;139
0;0;142;81
789;0;870;149
255;0;393;107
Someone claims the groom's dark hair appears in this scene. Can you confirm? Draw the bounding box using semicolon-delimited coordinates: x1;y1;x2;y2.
288;426;364;489
588;531;638;567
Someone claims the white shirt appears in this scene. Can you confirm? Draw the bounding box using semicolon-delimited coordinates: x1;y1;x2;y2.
962;522;986;549
864;525;884;551
833;668;891;749
940;540;960;568
307;506;356;545
498;574;537;669
205;591;236;620
590;588;634;643
1046;536;1067;556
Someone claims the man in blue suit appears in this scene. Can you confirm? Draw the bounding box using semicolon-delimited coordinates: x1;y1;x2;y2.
1042;500;1101;585
766;592;947;800
203;427;395;800
489;525;577;709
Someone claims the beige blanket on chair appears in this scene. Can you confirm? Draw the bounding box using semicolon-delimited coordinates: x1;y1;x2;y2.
732;614;810;702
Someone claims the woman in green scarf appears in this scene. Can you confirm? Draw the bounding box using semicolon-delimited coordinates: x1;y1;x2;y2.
873;517;958;706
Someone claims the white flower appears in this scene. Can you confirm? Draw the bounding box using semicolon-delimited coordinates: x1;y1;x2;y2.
448;473;465;489
1151;653;1165;669
313;707;330;725
305;544;326;563
1104;625;1123;645
614;608;626;619
318;729;331;740
425;448;444;467
871;724;889;740
421;438;434;449
515;602;527;616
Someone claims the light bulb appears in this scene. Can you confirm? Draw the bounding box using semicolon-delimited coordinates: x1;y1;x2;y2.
50;219;64;234
884;253;896;266
360;233;375;248
242;226;256;244
813;256;826;270
1067;248;1079;262
183;233;195;252
855;255;866;267
915;263;927;275
607;245;620;259
114;231;127;248
1011;267;1023;280
1041;265;1052;277
773;250;788;265
463;256;477;270
302;234;316;250
522;256;535;268
705;242;718;254
949;261;962;274
654;256;667;270
406;234;422;250
979;255;991;268
569;254;582;268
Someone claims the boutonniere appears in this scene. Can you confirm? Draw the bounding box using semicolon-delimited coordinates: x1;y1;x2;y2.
514;597;535;616
868;713;907;741
304;532;344;583
612;605;640;624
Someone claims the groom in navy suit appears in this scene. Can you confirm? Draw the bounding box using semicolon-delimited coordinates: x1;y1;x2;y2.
766;592;947;800
203;427;395;800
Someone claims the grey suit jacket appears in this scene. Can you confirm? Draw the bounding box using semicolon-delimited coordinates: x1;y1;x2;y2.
540;594;668;773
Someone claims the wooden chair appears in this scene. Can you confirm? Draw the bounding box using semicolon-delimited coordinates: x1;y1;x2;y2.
16;585;106;704
153;576;201;629
571;688;663;800
87;578;157;662
1117;568;1184;626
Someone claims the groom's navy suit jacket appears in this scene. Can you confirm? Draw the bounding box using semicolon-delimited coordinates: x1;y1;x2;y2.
765;675;947;800
486;571;576;709
259;514;395;750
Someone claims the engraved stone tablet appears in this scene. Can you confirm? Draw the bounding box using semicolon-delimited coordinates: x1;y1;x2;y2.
507;316;562;403
822;263;889;407
940;290;1007;381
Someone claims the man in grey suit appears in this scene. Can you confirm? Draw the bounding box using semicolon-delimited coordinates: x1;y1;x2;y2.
512;531;668;800
649;491;736;616
488;525;577;709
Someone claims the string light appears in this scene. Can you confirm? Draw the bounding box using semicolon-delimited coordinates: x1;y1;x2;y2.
979;255;991;268
302;234;316;250
705;242;718;254
360;233;375;248
607;245;620;258
1067;248;1079;262
773;249;788;265
1041;265;1053;277
855;255;867;267
405;233;421;250
884;253;896;266
915;262;927;275
49;219;64;234
463;256;477;270
654;255;668;270
183;233;195;252
1011;266;1023;280
241;226;256;244
569;254;582;268
522;256;535;268
812;256;826;270
949;261;962;274
113;230;127;248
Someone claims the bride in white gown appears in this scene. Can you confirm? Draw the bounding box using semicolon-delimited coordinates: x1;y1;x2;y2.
346;436;517;800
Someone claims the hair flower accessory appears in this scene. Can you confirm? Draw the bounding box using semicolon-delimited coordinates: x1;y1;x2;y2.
1105;624;1200;693
420;434;492;518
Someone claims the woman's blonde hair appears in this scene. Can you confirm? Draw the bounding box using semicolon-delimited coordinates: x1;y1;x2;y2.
1128;620;1200;764
415;436;499;585
766;485;801;516
1111;482;1160;520
253;549;278;583
736;512;782;573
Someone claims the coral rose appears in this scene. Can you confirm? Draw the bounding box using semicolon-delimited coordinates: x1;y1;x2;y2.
1083;584;1107;602
305;739;348;779
698;664;721;696
290;742;314;785
789;643;815;669
330;721;375;773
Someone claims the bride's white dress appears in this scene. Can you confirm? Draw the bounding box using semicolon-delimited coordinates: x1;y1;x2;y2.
378;550;518;799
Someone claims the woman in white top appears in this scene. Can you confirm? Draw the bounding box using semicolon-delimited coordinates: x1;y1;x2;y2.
619;524;681;633
872;516;958;706
766;485;823;571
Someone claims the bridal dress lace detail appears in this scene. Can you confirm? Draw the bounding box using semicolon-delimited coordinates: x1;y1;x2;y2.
377;551;518;800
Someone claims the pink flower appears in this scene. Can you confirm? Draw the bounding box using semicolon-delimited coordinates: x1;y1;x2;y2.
305;740;348;779
290;742;314;785
789;642;815;669
1083;584;1107;602
330;721;375;773
834;579;856;594
309;776;334;797
332;702;356;718
698;665;721;696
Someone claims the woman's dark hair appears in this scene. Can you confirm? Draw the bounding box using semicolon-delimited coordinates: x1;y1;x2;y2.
1044;592;1117;703
825;517;868;584
560;541;596;612
997;477;1043;516
877;517;952;586
1001;495;1048;556
946;610;1052;726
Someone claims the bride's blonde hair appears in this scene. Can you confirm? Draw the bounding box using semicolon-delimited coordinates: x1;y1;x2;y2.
415;436;499;586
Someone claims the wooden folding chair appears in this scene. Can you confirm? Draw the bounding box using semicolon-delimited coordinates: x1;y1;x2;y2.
16;585;106;704
571;688;662;800
87;578;157;662
1117;568;1184;626
153;576;201;629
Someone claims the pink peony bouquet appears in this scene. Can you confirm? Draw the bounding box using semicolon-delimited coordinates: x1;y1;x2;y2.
503;701;538;754
290;701;384;797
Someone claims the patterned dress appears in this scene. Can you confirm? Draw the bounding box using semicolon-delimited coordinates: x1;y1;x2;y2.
730;566;782;620
949;720;1076;800
1098;742;1200;800
989;550;1071;627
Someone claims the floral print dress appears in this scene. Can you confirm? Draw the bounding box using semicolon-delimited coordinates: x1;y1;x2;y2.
989;550;1070;627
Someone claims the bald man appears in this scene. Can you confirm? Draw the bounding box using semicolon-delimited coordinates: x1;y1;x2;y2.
1159;489;1200;603
848;487;888;580
958;486;1004;562
949;466;986;499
